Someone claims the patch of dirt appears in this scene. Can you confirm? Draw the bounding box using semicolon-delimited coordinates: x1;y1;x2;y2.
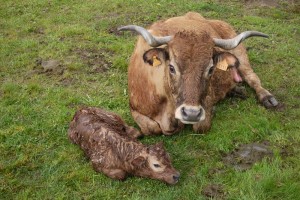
244;0;299;12
30;27;45;35
28;58;65;76
279;139;299;159
223;141;273;171
280;145;294;158
278;140;299;169
58;77;76;87
73;48;112;73
244;0;279;7
202;184;225;199
41;59;60;72
273;102;286;112
208;167;227;178
108;26;124;36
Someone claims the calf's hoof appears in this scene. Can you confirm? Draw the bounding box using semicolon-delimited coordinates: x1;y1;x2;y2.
261;95;279;109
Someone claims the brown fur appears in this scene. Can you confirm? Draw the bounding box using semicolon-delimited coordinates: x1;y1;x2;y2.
68;107;180;184
128;12;277;135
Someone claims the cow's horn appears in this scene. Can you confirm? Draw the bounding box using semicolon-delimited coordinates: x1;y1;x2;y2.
118;25;172;47
213;31;269;50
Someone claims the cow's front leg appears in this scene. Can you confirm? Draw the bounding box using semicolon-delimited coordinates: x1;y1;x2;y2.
193;109;213;133
193;96;214;133
131;109;162;135
233;46;279;108
158;112;184;136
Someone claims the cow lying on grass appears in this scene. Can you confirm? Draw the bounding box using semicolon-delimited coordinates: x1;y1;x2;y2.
118;12;278;135
68;107;180;184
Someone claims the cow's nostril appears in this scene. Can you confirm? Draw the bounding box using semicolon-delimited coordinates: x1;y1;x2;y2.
197;108;203;119
181;107;187;117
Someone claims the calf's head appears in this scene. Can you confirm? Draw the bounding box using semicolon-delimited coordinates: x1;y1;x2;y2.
131;142;180;185
119;25;268;124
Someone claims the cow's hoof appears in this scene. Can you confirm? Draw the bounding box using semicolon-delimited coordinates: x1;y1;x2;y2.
262;95;279;108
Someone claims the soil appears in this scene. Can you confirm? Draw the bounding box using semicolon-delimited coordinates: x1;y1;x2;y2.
223;141;273;171
273;102;286;112
32;58;65;75
244;0;299;11
244;0;279;7
58;77;76;87
208;167;227;178
202;184;225;199
108;26;124;36
73;48;112;73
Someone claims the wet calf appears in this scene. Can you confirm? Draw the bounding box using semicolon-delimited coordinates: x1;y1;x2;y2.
68;107;180;184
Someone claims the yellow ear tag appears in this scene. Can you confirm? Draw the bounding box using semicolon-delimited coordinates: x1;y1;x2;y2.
152;56;161;67
216;60;229;71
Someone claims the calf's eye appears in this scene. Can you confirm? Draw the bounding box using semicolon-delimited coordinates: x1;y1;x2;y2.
153;164;161;168
169;64;176;74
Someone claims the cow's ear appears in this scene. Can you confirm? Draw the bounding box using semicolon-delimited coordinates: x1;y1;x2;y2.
143;48;169;67
213;52;239;71
131;156;146;167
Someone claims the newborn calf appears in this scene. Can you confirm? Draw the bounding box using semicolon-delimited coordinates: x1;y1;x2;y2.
68;107;180;184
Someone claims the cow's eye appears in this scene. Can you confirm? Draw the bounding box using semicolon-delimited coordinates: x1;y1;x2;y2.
208;66;214;76
169;64;176;74
153;164;161;168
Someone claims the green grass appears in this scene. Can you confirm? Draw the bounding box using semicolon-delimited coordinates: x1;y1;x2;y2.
1;0;299;199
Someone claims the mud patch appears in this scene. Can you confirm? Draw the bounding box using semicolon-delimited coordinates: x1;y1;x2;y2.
244;0;299;12
208;167;227;178
223;141;273;171
28;58;65;76
273;102;286;112
108;26;124;36
74;48;112;73
202;184;225;199
244;0;279;7
58;77;76;87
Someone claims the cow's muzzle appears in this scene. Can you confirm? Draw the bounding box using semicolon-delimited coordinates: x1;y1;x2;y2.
175;104;205;124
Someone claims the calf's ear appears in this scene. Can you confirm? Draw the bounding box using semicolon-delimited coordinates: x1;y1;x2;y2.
143;48;169;67
213;51;240;71
131;156;146;167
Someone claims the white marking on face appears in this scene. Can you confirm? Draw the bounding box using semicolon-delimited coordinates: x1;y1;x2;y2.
148;156;165;172
174;104;206;124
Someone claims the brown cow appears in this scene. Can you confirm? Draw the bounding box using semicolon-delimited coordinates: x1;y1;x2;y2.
68;107;180;184
118;12;278;135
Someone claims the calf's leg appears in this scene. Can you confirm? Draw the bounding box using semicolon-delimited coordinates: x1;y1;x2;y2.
101;168;127;180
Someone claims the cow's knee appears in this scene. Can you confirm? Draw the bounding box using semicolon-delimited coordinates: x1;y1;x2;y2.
131;110;162;135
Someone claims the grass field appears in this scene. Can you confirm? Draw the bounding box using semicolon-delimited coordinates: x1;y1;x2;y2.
1;0;299;199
